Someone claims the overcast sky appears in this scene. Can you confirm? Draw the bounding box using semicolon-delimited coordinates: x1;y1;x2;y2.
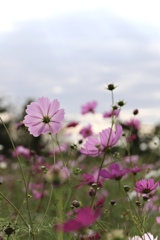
1;0;160;125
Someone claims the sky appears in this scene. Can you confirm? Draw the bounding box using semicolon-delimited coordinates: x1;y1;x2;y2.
1;0;160;126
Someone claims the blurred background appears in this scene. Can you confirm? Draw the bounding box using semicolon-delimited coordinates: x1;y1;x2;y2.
1;0;160;125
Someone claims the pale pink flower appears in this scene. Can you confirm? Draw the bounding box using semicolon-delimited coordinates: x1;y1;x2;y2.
125;118;140;130
23;97;65;137
156;216;160;224
12;146;31;158
80;124;122;157
81;101;97;115
128;233;158;240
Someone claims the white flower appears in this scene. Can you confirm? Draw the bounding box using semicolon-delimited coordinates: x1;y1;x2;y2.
128;233;158;240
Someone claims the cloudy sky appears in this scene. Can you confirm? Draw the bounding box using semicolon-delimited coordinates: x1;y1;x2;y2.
1;0;160;125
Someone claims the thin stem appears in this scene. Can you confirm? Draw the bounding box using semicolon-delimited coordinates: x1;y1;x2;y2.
38;185;53;228
0;118;34;236
0;191;29;228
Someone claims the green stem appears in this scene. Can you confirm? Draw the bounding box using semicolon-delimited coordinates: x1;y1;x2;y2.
38;186;53;228
0;118;34;236
0;191;29;228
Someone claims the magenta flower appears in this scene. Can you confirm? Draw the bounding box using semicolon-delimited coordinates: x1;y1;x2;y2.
100;163;128;180
80;125;93;138
77;171;105;189
80;124;122;157
128;166;141;175
66;121;79;128
81;101;97;115
135;178;159;194
55;207;100;232
103;109;120;118
23;97;65;137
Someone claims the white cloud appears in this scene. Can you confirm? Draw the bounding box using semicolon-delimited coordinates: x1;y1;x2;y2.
51;86;64;94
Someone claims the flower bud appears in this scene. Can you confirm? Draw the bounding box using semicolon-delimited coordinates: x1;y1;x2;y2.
133;109;139;115
89;187;96;197
123;185;131;192
135;201;142;207
117;100;126;107
106;83;116;91
71;200;81;208
110;200;116;205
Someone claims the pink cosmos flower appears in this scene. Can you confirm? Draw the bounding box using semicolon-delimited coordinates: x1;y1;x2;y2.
100;163;128;180
135;178;159;194
81;101;98;115
124;155;139;164
23;97;65;137
103;109;120;118
156;216;160;225
77;170;105;189
66;121;79;128
80;124;122;157
55;207;100;232
80;125;93;138
12;146;31;159
125;118;140;130
128;166;141;175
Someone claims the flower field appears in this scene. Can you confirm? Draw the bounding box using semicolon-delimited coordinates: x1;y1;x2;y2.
0;84;159;239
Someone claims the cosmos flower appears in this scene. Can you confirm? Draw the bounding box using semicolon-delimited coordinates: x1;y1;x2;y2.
12;146;31;159
23;97;65;137
81;101;98;115
55;207;100;232
135;178;159;194
80;124;122;157
79;125;93;138
66;121;79;128
100;163;128;181
103;109;120;118
125;118;140;130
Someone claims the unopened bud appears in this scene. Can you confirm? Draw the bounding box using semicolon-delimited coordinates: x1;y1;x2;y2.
135;201;142;207
112;105;118;110
89;187;96;197
133;109;139;115
106;83;116;91
110;200;116;205
117;100;126;107
123;185;131;192
71;200;81;208
142;194;150;201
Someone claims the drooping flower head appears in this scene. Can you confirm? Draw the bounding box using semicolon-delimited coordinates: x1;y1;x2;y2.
55;207;100;232
80;124;123;157
135;178;159;194
23;97;65;137
81;101;98;115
